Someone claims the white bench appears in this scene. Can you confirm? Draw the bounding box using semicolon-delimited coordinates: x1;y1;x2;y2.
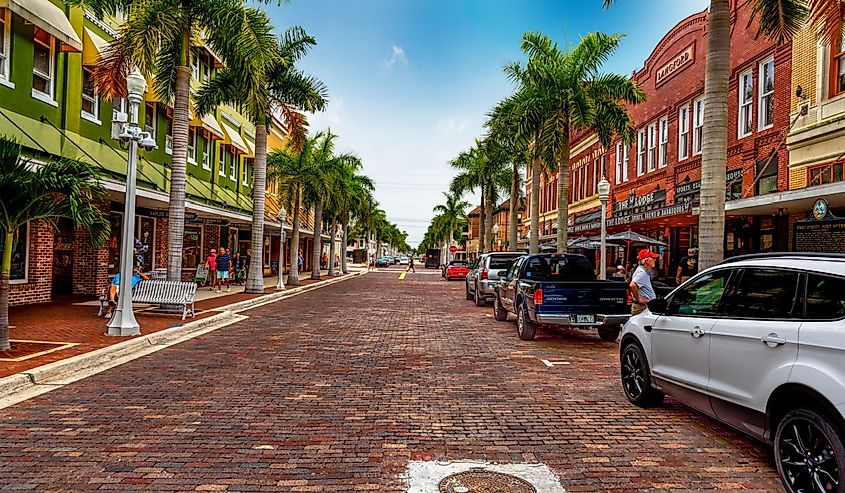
98;280;198;320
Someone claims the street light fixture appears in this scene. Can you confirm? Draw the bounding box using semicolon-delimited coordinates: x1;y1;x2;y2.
598;175;611;281
492;223;499;251
276;207;287;290
107;68;152;337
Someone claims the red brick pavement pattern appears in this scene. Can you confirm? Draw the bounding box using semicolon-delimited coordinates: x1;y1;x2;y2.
0;267;782;492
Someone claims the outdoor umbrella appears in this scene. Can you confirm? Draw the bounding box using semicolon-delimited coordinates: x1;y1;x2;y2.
605;230;667;246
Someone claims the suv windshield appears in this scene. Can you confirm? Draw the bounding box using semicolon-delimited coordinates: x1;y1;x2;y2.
523;255;595;281
488;255;522;270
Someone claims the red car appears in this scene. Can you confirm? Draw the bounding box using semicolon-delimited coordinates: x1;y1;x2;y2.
444;260;470;280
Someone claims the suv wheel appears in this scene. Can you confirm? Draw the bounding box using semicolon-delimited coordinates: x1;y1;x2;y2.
775;408;845;493
516;303;536;341
493;293;508;321
474;283;486;307
620;343;664;407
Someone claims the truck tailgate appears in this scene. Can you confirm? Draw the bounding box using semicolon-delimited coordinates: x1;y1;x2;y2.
536;281;628;314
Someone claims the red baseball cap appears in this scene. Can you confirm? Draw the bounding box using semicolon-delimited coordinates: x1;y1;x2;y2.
637;249;660;261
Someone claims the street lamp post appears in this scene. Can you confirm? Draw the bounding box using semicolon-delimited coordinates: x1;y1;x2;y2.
598;175;610;281
276;207;286;290
107;69;155;336
492;223;499;252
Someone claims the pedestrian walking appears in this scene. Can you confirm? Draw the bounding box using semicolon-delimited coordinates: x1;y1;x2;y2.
297;249;304;272
204;248;217;290
630;249;659;316
675;247;698;285
368;255;375;271
244;248;252;276
216;247;232;292
232;251;243;285
406;255;415;273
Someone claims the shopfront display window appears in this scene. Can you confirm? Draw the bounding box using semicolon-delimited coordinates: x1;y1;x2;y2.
809;162;844;187
108;213;157;274
183;226;202;268
0;224;28;282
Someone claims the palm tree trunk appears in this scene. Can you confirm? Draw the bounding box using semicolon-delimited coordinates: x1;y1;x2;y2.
328;216;337;276
341;216;350;274
245;122;268;294
698;0;730;270
311;201;323;279
509;161;519;251
484;184;494;252
0;230;13;351
166;62;191;281
478;187;486;255
556;140;571;254
529;157;541;254
289;191;301;286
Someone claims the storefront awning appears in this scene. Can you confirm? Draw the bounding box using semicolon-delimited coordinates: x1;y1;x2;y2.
0;0;82;52
82;27;108;66
726;181;845;216
222;124;249;154
198;113;224;140
243;137;255;158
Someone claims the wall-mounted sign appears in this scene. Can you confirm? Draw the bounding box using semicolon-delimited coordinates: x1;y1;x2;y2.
656;43;695;86
188;217;229;226
614;189;667;215
675;168;744;198
812;198;830;221
609;202;692;227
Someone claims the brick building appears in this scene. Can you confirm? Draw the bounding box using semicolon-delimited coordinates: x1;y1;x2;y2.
522;0;793;278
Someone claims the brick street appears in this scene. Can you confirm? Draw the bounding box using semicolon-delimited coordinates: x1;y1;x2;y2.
0;268;783;492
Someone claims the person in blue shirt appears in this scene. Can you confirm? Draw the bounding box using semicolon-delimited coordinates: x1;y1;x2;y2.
104;267;150;319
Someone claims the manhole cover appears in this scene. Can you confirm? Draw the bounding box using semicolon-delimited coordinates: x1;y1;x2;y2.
438;469;536;493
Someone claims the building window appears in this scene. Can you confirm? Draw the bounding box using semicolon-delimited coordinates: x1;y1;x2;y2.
0;9;10;82
191;50;201;81
81;67;99;121
834;30;845;95
658;116;668;167
0;224;28;282
229;152;237;180
201;133;211;170
219;144;227;177
678;105;689;160
614;143;623;184
188;127;197;163
32;27;54;100
758;57;775;130
809;161;845;186
637;129;646;176
164;115;173;154
692;97;704;155
738;69;753;137
144;102;156;139
242;158;251;186
647;123;657;172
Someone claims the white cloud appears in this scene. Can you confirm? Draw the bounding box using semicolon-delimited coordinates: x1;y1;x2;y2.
436;118;467;136
307;96;345;131
385;44;409;69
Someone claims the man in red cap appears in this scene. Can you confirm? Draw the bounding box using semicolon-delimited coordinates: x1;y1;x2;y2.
630;249;660;315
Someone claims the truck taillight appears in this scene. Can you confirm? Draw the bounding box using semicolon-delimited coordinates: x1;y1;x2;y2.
481;269;488;280
534;288;544;305
626;290;632;304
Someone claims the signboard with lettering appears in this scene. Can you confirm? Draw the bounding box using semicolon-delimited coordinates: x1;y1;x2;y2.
188;217;229;226
675;168;743;198
614;189;667;215
568;202;692;233
794;219;845;253
656;43;695;86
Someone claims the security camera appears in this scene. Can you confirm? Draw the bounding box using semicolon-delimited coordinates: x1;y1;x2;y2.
138;132;158;151
117;125;133;143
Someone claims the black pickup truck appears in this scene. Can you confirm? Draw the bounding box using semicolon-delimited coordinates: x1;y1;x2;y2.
493;253;630;341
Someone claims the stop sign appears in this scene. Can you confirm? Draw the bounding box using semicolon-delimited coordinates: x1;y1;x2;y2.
449;245;457;253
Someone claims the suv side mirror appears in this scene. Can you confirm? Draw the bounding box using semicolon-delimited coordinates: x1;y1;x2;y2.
647;298;668;315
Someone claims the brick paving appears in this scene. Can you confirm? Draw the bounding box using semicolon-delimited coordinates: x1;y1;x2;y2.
0;267;783;491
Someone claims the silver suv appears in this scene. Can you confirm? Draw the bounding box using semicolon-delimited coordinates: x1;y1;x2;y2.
620;253;845;493
465;252;524;307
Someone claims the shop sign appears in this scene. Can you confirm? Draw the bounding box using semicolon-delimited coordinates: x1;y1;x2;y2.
656;44;694;86
608;202;691;227
575;210;602;225
568;221;601;234
675;169;743;197
189;217;229;226
614;189;667;215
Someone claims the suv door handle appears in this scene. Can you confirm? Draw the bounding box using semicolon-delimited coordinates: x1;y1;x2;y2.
690;326;705;338
761;333;787;347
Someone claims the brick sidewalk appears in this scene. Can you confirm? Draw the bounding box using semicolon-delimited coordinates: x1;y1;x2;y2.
0;275;335;378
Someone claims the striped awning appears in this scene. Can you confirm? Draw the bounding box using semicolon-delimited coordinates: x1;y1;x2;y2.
199;113;224;140
82;27;108;66
222;124;249;154
0;0;82;52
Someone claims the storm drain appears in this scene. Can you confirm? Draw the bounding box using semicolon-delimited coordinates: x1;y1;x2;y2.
406;460;565;493
438;468;536;492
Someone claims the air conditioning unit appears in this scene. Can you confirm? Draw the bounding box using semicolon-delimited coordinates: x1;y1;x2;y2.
111;111;128;141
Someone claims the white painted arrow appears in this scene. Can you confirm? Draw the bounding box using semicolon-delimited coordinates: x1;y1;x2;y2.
541;359;571;367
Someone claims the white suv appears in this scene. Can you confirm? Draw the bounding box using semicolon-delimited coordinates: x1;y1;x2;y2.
620;253;845;493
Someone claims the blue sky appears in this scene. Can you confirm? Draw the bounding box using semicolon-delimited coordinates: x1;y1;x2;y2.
264;0;710;247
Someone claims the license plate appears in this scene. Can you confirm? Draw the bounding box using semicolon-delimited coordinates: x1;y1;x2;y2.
576;314;595;324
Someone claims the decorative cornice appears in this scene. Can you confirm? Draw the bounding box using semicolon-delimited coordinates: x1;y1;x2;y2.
83;10;118;38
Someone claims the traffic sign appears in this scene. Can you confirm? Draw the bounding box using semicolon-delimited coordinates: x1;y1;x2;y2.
449;245;457;253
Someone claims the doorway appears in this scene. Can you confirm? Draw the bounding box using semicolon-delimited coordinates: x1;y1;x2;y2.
52;219;74;295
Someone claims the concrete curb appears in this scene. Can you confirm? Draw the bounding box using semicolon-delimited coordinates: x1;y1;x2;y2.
0;269;366;405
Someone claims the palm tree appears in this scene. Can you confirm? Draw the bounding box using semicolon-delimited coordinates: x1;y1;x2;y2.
486;110;527;251
432;191;471;262
195;27;328;293
0;137;109;350
268;135;321;286
339;174;375;274
512;32;644;253
603;0;819;268
450;145;487;253
324;157;365;276
77;0;276;281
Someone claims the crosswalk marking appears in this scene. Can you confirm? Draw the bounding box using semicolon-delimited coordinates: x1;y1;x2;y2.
398;272;406;280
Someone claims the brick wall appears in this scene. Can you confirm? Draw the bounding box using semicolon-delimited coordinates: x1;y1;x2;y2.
9;222;53;306
791;24;818;112
72;228;109;296
155;218;168;269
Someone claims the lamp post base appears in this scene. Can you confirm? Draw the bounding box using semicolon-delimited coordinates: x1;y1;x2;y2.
106;311;141;337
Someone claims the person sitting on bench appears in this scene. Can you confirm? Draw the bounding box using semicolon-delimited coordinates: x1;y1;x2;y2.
104;267;150;319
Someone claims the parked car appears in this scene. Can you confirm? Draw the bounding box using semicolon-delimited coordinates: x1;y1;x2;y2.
443;260;470;280
619;252;845;493
466;252;524;307
425;249;441;269
400;256;409;265
493;253;629;341
393;256;401;264
375;257;390;268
